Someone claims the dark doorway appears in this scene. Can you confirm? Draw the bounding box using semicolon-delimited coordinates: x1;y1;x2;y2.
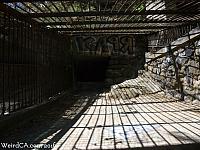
75;56;110;82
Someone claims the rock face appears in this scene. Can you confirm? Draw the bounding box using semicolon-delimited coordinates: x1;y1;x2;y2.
146;39;200;102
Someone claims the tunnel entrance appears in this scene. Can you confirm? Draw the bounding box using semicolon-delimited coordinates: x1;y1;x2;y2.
75;56;110;82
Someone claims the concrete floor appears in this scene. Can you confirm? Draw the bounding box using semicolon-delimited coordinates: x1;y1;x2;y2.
1;74;200;150
52;94;200;149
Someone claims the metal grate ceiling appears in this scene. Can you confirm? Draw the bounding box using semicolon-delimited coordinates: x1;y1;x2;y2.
1;0;200;35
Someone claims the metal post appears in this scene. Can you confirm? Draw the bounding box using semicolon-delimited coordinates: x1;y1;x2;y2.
168;44;184;100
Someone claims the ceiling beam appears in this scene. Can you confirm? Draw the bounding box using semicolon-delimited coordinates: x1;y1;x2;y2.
3;0;129;2
48;26;166;31
64;32;152;35
1;0;196;3
0;2;38;24
39;20;193;26
24;10;200;18
1;0;110;2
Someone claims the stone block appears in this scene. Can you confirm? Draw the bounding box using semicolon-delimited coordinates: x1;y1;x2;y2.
195;48;200;56
192;99;199;105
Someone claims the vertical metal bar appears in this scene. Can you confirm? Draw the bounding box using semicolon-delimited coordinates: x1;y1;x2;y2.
1;13;6;115
51;34;54;96
46;31;48;98
33;26;36;104
49;34;51;95
30;24;33;105
35;27;38;104
38;27;40;103
31;26;36;104
27;22;30;106
20;20;24;108
168;44;184;100
0;12;2;114
43;30;46;100
24;21;27;107
12;16;16;111
49;33;52;97
39;29;43;103
7;14;11;114
43;31;46;99
41;29;43;102
16;18;20;110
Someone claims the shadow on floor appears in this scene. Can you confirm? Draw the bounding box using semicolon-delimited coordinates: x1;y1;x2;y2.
1;80;200;150
0;84;106;145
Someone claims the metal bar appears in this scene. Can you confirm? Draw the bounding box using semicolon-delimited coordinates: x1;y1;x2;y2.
60;1;76;29
2;0;101;2
22;10;200;18
97;0;101;29
88;0;91;30
29;22;33;106
39;20;198;26
8;15;11;113
114;0;137;23
69;1;82;29
1;4;68;115
112;0;127;21
48;26;168;31
168;44;184;100
136;0;169;24
106;0;120;28
162;0;199;23
11;16;16;111
79;1;86;28
20;19;24;108
63;32;150;35
48;1;66;27
16;18;20;110
21;2;44;22
24;21;28;106
1;13;6;115
35;26;38;104
101;0;113;28
40;1;59;22
0;2;38;24
118;0;146;23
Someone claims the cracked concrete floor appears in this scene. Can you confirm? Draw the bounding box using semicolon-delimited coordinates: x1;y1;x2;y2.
1;75;200;150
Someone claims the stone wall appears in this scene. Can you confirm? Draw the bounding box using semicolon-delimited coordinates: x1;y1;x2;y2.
146;40;200;102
